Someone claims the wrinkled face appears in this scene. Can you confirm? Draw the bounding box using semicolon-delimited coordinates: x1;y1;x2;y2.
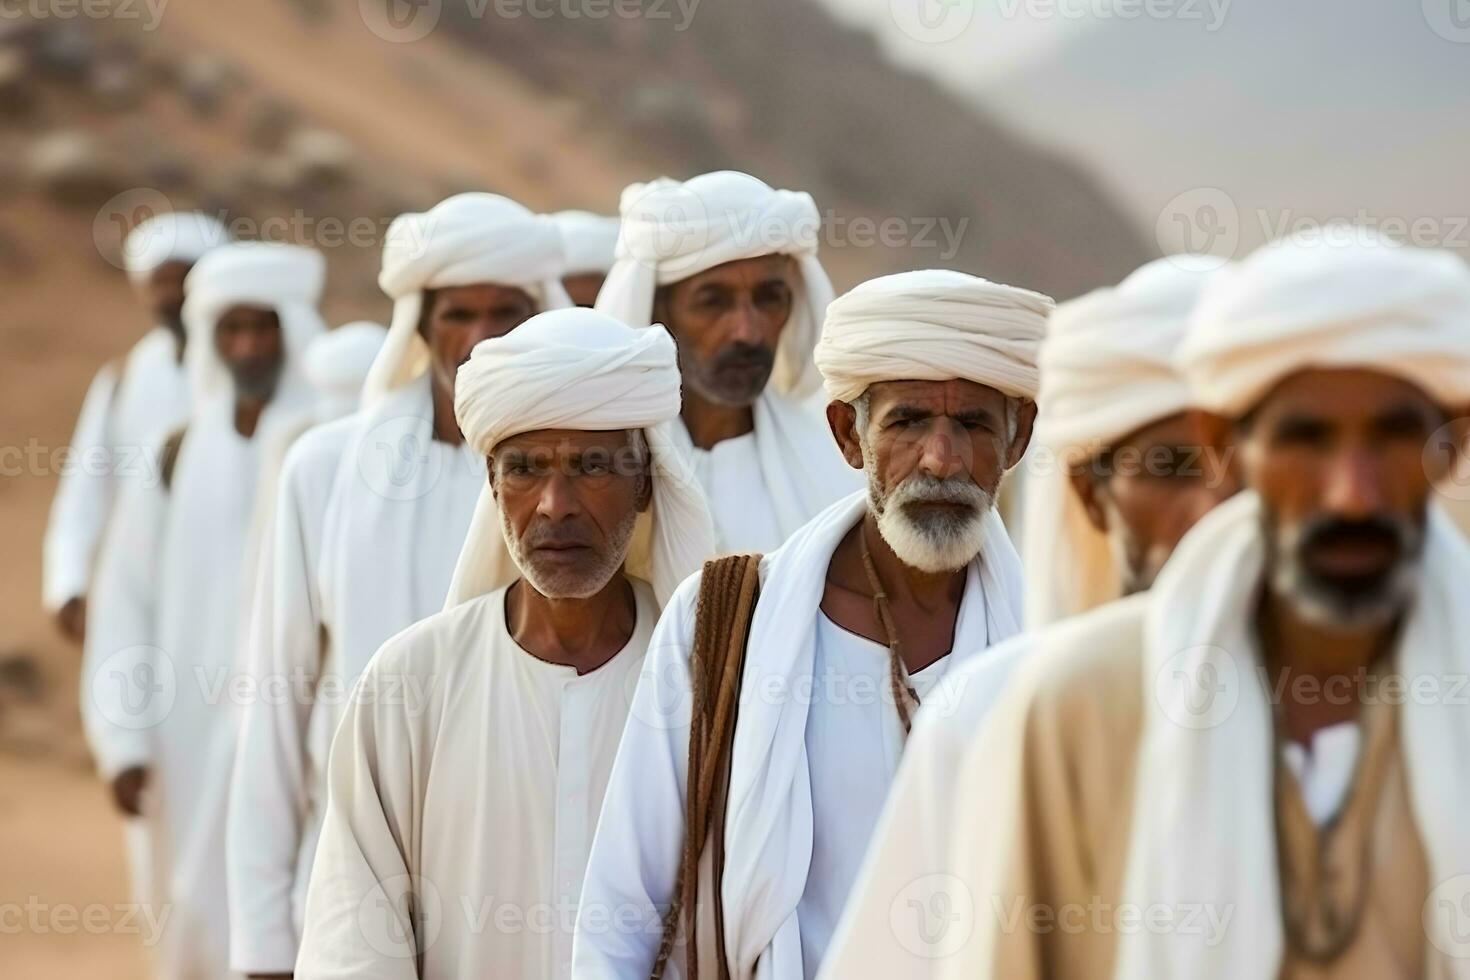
562;272;606;309
143;259;192;339
490;428;653;599
419;283;538;399
1238;368;1451;630
214;304;284;401
829;379;1036;572
1071;411;1239;595
653;254;797;407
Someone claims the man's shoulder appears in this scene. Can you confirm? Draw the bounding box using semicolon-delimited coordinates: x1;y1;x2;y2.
366;590;503;676
281;413;360;480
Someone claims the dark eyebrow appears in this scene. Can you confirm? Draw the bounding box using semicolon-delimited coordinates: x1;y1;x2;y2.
881;403;933;423
1374;402;1436;431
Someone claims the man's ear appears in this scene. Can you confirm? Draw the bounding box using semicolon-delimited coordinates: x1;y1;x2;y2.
416;288;437;341
1005;399;1038;469
826;400;864;470
486;455;499;501
650;285;672;332
1068;464;1109;533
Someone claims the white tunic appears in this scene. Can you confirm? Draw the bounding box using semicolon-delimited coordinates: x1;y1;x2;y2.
687;431;783;553
225;415;359;974
43;328;187;609
296;580;657;980
797;615;961;975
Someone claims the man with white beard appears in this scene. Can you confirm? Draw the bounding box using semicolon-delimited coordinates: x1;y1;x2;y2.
817;256;1238;978
596;170;859;552
572;269;1049;980
554;209;620;307
851;233;1470;979
295;308;715;980
44;210;229;643
82;242;325;980
225;194;570;978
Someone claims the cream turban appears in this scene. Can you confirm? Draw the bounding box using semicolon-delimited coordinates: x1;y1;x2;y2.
363;193;572;405
302;320;388;416
814;269;1051;404
1180;229;1470;416
123;210;231;284
180;242;326;404
553;210;621;275
444;308;716;609
1024;257;1218;626
595;170;834;399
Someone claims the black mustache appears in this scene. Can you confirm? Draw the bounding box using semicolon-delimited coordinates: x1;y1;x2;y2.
1300;514;1408;554
710;343;775;372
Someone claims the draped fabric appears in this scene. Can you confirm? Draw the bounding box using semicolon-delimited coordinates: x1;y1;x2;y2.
814;269;1051;404
1180;230;1470;416
446;308;715;608
1022;257;1215;626
122;210;230;283
363;192;571;404
595;171;834;400
554;209;621;275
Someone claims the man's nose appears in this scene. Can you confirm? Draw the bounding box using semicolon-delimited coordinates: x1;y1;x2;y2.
916;422;969;480
536;470;580;522
1322;445;1387;519
725;298;766;347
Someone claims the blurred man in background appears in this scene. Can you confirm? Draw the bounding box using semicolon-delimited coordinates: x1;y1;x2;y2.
43;211;229;643
225;194;570;978
596;170;859;553
82;242;326;980
878;233;1470;980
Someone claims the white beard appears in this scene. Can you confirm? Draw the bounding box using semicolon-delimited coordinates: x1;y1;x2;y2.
868;466;994;573
502;507;640;599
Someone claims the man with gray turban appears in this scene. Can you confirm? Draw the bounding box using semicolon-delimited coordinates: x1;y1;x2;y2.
225;193;569;976
874;232;1470;980
44;210;229;643
295;309;714;980
596;170;859;552
573;269;1048;980
83;241;325;980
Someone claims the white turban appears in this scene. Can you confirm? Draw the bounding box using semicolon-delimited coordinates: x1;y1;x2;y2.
1180;229;1470;416
444;308;716;609
1024;257;1217;626
180;242;326;404
302;320;388;416
554;210;621;275
122;210;231;284
362;193;572;405
595;170;833;399
814;269;1051;404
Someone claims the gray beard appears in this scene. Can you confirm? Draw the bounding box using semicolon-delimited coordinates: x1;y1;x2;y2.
867;465;994;573
503;508;640;600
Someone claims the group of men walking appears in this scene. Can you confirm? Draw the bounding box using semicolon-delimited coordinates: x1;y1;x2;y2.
44;169;1470;980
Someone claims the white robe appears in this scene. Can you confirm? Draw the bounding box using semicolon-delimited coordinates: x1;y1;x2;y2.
571;491;1025;979
296;579;658;980
83;392;306;980
674;390;859;555
43;327;188;610
225;414;360;973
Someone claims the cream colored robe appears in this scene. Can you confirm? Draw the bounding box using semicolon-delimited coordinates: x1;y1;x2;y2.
296;580;657;980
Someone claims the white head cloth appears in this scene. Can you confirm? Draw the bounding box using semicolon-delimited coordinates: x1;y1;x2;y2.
1023;257;1217;626
180;242;326;406
302;320;388;417
1180;228;1470;416
362;193;572;405
444;308;716;609
814;268;1051;404
122;210;231;284
595;170;834;399
553;210;621;275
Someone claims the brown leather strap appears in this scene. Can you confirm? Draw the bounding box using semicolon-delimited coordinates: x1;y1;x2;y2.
650;554;761;980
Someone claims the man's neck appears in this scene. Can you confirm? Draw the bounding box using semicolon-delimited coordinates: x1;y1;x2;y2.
431;377;465;445
1257;591;1398;744
822;512;967;673
680;386;755;450
506;574;637;675
234;395;268;438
